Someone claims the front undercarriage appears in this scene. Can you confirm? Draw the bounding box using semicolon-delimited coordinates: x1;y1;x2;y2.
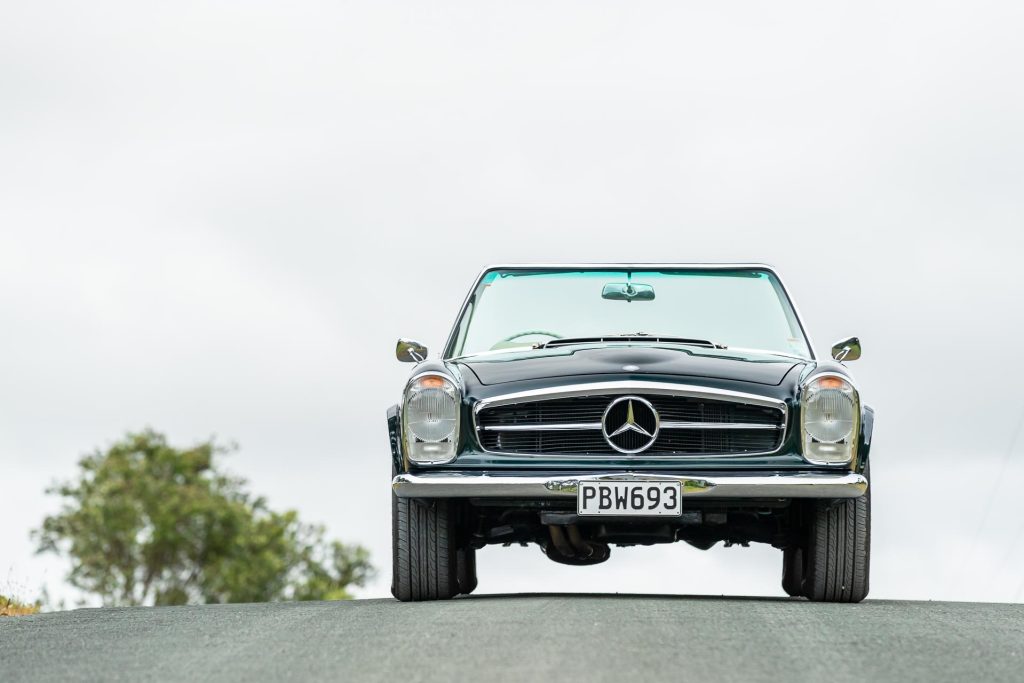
392;469;871;604
461;497;797;563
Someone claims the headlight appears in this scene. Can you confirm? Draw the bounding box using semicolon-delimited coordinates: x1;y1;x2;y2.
801;374;859;465
403;373;460;464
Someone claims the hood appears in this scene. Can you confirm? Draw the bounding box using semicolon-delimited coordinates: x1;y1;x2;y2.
455;344;803;387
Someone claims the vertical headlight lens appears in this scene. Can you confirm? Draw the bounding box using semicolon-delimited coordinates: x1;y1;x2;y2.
801;375;859;465
403;374;460;464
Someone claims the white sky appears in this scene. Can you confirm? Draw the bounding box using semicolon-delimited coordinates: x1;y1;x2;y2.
2;1;1023;605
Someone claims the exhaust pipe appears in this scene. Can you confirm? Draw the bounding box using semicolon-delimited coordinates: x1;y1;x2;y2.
543;525;610;566
548;525;576;559
566;525;597;559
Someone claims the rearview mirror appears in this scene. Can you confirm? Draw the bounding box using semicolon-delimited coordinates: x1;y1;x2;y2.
830;336;861;362
601;282;655;302
396;338;428;363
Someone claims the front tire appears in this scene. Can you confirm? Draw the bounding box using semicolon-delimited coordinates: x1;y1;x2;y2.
781;547;803;597
456;547;477;595
392;494;459;602
801;478;871;603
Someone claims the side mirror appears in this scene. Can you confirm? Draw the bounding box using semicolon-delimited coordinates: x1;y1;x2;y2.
396;338;428;363
830;336;861;362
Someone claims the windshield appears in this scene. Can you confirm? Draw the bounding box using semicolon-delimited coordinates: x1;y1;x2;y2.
447;268;812;359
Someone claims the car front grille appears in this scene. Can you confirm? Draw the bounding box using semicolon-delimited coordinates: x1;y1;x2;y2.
475;394;786;457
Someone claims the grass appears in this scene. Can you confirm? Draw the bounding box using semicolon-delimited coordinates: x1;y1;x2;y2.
1;594;40;617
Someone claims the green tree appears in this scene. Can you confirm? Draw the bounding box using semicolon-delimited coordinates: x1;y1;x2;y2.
35;430;372;606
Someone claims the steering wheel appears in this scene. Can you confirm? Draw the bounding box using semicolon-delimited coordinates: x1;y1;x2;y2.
498;330;563;344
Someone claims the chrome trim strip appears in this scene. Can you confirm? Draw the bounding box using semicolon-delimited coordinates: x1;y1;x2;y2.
392;471;867;499
659;421;783;430
480;422;602;432
473;381;787;413
471;380;789;460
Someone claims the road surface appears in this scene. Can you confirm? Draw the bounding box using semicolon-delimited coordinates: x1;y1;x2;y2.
2;594;1022;682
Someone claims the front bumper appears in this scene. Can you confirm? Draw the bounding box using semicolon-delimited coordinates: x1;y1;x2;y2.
392;471;867;500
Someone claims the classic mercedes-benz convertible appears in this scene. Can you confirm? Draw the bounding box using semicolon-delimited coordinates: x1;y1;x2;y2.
387;265;872;602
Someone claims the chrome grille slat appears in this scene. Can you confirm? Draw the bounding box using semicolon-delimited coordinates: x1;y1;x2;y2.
482;421;781;432
481;422;603;431
659;421;782;430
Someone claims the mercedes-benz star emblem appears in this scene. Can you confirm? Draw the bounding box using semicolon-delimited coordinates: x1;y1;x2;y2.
601;396;660;454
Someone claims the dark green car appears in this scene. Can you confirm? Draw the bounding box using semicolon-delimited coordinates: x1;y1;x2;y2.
388;264;872;602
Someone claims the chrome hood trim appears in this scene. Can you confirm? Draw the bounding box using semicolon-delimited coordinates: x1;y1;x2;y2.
473;380;787;413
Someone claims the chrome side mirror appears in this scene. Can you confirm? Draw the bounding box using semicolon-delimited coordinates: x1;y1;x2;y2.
830;336;861;362
396;338;428;363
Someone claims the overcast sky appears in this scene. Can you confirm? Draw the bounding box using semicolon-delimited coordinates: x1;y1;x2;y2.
2;1;1023;606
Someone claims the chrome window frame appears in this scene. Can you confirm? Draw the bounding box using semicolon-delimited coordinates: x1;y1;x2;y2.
471;380;789;461
441;263;818;361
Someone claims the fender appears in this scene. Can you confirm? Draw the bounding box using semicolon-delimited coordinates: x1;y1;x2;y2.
859;404;875;474
386;404;402;473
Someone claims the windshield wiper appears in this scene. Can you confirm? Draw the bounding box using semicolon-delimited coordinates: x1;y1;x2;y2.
538;334;725;350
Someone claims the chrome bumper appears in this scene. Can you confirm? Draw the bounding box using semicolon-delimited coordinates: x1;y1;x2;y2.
392;471;868;500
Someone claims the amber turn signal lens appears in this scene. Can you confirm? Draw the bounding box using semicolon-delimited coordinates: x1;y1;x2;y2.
417;376;446;389
816;376;846;390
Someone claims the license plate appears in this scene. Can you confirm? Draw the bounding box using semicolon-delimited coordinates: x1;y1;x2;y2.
577;481;682;516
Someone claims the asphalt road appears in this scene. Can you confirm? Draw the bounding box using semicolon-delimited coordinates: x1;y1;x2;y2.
2;595;1023;682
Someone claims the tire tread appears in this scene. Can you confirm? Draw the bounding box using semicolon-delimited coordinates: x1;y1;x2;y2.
392;494;458;602
800;468;871;603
